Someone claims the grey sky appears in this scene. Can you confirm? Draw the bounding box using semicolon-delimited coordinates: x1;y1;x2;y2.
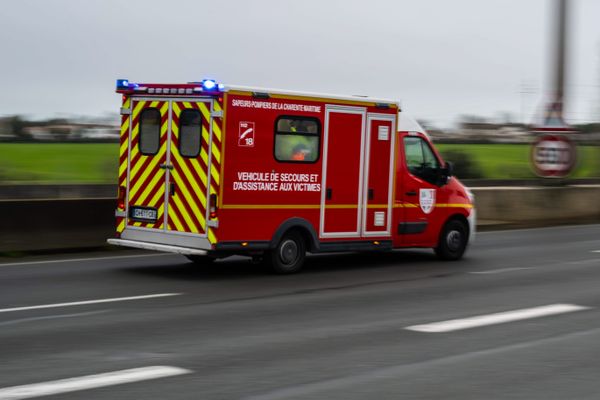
0;0;599;127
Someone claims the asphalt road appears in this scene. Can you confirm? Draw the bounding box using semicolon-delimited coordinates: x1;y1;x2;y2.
1;224;600;399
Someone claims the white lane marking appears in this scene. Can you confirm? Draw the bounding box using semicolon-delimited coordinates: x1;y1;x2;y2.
243;325;600;400
0;293;182;314
591;250;600;253
469;267;533;275
0;253;173;268
0;310;109;327
405;304;591;333
0;366;192;399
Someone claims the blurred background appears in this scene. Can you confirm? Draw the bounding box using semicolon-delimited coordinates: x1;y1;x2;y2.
0;0;599;184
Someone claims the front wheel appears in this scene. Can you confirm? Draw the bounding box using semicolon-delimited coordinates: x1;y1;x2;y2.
434;219;469;261
268;231;306;274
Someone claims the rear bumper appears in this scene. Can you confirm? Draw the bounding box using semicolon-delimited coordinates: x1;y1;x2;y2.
107;239;208;256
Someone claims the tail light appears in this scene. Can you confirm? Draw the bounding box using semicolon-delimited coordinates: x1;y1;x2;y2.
117;186;126;210
209;193;218;219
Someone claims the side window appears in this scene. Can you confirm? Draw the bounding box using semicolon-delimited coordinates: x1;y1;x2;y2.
403;136;440;182
179;109;202;157
274;116;320;163
139;108;161;155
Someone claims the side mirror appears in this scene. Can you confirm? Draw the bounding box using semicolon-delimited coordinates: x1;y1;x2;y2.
444;161;454;178
437;161;453;186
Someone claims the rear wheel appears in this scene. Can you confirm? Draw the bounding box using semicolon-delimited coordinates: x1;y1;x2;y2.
269;231;306;274
434;219;468;260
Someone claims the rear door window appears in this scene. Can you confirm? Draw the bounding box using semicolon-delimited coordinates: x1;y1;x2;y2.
179;109;202;157
139;108;161;155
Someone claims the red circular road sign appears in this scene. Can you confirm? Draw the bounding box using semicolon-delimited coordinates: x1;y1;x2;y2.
530;134;576;178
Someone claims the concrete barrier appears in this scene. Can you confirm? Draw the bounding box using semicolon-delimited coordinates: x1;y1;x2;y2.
1;185;599;252
0;199;115;252
472;185;600;226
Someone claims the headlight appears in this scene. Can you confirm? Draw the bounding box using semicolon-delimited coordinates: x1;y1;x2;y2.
466;187;475;204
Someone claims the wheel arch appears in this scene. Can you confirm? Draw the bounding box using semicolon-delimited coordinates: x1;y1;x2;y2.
270;218;319;252
443;213;470;241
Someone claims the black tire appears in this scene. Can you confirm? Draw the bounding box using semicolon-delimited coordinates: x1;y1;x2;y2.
268;231;306;274
185;255;216;264
434;219;469;261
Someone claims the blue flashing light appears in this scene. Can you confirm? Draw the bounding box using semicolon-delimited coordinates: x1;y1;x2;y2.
201;79;217;91
116;79;130;89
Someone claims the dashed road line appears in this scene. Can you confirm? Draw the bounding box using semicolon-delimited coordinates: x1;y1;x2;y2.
0;366;192;399
469;267;533;275
0;310;109;327
0;253;173;268
0;293;182;314
405;304;591;333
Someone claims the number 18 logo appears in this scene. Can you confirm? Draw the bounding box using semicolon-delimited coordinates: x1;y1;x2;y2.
238;121;255;147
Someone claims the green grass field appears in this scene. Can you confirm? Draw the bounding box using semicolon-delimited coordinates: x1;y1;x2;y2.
0;142;598;184
437;143;600;179
0;143;118;184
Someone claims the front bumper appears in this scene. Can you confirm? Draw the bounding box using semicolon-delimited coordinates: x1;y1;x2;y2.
467;208;476;244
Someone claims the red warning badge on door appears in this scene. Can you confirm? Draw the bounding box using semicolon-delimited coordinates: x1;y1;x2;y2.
238;121;255;147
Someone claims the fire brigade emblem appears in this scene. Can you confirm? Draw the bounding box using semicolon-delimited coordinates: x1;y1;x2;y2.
419;189;436;214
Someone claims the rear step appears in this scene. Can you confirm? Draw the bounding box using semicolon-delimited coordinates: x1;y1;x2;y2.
107;239;208;256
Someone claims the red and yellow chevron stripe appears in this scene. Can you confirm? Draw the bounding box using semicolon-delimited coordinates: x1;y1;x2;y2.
116;96;130;234
117;97;223;247
208;98;223;244
168;101;209;235
126;100;169;230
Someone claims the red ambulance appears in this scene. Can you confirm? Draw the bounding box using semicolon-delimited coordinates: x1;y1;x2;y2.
108;79;475;273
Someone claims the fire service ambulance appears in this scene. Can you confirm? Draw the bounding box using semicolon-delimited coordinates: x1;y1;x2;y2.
107;79;475;273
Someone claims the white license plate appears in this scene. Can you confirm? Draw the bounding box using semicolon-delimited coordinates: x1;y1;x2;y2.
131;207;157;221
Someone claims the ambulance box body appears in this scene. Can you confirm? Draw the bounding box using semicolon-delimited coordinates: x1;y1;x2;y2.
108;79;475;273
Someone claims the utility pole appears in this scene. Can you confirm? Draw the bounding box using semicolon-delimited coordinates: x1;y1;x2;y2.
553;0;567;110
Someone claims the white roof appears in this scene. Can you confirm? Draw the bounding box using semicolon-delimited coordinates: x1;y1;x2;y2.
397;114;426;134
223;84;400;107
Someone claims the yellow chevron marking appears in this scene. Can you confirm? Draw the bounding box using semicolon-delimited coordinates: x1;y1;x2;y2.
147;185;165;208
211;142;221;164
150;101;159;108
200;147;209;168
189;157;209;190
123;97;131;108
208;228;217;244
119;139;128;157
212;119;222;142
120;117;130;135
202;124;210;147
173;102;181;115
160;102;169;114
210;164;220;185
171;195;199;233
134;168;164;207
199;102;211;121
168;202;186;232
118;165;128;181
132;101;146;117
130;141;166;188
129;112;168;184
213;100;222;112
129;146;166;200
171;161;207;218
117;219;125;233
